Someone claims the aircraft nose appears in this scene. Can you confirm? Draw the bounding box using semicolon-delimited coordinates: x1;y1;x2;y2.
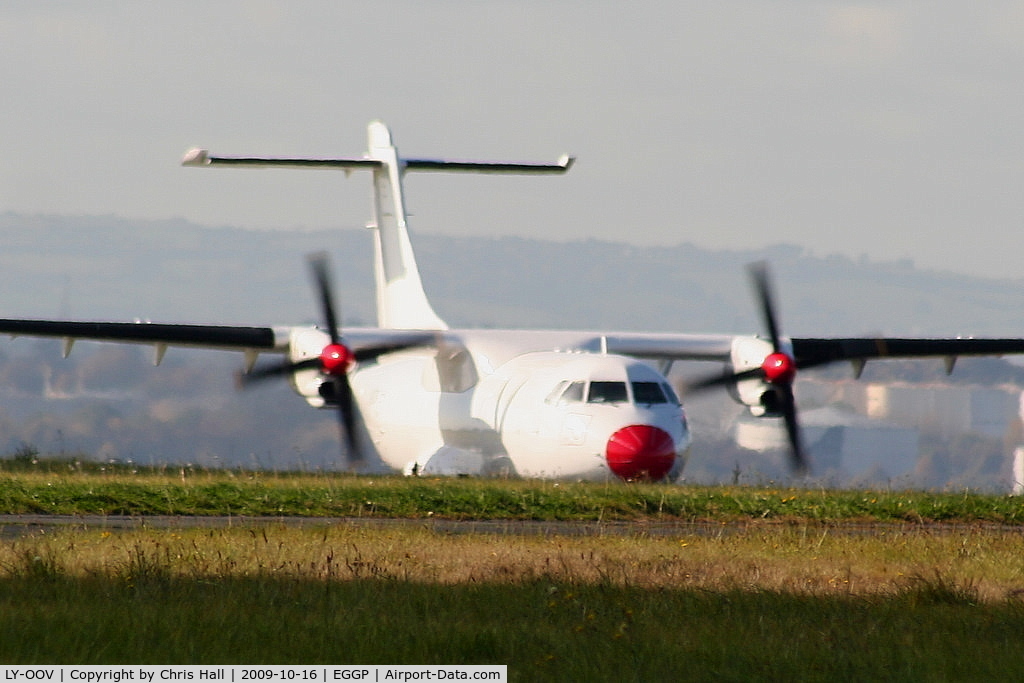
605;425;676;481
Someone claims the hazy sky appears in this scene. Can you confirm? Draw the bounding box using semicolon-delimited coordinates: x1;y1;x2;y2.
3;3;1024;279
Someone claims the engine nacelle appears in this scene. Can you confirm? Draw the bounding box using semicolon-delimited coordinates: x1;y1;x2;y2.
288;327;333;407
729;335;793;417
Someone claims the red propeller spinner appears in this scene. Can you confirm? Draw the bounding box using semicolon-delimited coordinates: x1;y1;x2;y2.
761;351;797;386
320;342;355;377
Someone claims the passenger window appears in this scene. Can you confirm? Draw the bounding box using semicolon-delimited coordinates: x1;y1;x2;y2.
587;381;628;404
632;381;668;404
560;381;585;404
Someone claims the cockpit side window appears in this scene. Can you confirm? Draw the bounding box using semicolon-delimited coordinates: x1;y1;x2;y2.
632;381;668;405
587;381;628;404
661;382;681;406
560;381;585;404
545;380;569;405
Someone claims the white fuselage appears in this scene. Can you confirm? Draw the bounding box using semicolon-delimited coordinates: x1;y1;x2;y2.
288;328;691;480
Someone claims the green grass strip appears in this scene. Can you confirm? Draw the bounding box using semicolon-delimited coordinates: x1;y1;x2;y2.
0;460;1023;523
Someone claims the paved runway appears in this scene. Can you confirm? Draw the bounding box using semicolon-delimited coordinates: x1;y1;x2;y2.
0;514;741;539
1;514;1019;540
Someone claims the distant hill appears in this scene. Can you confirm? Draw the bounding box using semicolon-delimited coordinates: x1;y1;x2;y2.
1;212;1023;337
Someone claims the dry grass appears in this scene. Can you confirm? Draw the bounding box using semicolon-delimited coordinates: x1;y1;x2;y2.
5;521;1023;602
4;521;1024;675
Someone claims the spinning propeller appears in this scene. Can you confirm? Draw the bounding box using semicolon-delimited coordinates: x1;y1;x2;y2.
686;261;808;475
239;252;429;466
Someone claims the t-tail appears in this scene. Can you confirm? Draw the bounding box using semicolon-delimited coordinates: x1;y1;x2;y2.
183;121;574;330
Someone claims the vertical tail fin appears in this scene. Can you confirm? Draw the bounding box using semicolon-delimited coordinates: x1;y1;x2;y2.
183;121;574;330
364;122;448;330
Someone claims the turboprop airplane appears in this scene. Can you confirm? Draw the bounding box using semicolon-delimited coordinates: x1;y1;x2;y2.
4;121;1024;481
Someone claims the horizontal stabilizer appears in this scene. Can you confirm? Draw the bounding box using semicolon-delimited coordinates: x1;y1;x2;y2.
181;149;382;170
182;150;573;174
404;155;574;174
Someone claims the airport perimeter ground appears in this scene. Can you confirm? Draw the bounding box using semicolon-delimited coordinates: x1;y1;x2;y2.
1;468;1024;680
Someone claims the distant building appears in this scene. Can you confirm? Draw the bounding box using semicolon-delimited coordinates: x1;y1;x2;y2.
733;405;919;486
806;380;1018;439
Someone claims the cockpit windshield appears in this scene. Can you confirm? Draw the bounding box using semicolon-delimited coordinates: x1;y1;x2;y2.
547;379;680;407
631;381;681;405
632;381;668;404
587;381;628;404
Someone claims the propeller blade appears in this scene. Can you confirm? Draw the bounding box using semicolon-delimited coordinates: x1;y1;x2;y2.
749;261;782;352
332;374;362;463
308;251;341;344
774;384;808;475
308;252;360;466
749;261;808;475
683;366;764;394
353;336;437;363
237;357;320;387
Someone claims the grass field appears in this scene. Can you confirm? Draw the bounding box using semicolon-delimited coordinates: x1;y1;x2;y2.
2;460;1024;679
1;458;1023;523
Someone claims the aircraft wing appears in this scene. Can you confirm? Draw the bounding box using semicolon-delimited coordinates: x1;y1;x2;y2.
600;332;1024;368
1;318;1022;373
0;318;441;363
790;337;1024;369
0;319;283;351
0;318;289;368
600;333;735;361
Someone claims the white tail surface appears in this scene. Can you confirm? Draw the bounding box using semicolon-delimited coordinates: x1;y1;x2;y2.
183;121;574;330
365;122;448;330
